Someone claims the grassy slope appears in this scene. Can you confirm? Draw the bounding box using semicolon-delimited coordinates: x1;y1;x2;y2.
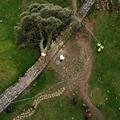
0;0;39;93
29;95;84;120
0;68;59;119
89;11;120;120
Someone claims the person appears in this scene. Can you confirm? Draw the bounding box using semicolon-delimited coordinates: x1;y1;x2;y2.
85;111;93;119
60;54;65;62
5;104;13;113
82;103;93;119
82;103;87;108
72;97;77;105
85;106;90;113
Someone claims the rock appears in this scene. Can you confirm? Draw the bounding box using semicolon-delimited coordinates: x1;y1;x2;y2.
0;20;3;23
105;97;108;101
107;90;110;93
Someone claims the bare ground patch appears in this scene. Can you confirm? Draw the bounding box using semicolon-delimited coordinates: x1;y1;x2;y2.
49;20;105;120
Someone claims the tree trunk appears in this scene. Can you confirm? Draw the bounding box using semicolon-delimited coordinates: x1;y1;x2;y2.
72;0;78;16
45;34;53;51
40;37;45;53
39;31;46;54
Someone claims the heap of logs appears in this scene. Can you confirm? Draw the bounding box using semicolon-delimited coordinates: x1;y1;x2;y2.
95;0;118;11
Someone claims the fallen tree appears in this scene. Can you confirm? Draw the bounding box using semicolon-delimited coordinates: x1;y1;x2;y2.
15;3;72;55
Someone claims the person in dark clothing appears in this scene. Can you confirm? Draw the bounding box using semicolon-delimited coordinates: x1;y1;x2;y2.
5;104;13;113
72;97;77;105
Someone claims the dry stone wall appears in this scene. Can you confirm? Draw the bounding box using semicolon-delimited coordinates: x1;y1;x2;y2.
13;87;66;120
78;0;95;19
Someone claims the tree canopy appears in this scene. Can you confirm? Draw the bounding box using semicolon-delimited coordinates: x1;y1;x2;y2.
16;3;72;54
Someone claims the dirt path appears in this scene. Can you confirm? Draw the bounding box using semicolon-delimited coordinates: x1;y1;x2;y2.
77;27;105;120
71;1;105;119
50;19;105;120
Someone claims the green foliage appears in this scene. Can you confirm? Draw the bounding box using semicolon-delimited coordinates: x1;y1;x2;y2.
16;3;72;51
0;0;39;93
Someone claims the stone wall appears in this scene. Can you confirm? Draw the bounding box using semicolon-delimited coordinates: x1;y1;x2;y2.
78;0;95;19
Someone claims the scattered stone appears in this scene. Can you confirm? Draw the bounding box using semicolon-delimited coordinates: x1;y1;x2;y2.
105;97;108;101
107;90;110;93
0;20;3;23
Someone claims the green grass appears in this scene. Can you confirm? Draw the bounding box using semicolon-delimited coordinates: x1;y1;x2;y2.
0;68;58;119
0;0;39;93
89;11;120;120
29;95;84;120
0;68;85;120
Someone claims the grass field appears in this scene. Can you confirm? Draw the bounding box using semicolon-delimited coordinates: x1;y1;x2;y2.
0;0;40;93
0;68;85;120
0;68;58;119
89;11;120;120
0;0;85;120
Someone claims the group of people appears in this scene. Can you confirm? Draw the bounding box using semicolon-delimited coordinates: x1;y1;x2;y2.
72;95;93;120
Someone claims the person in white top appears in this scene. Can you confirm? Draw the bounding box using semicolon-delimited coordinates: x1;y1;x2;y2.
60;55;65;62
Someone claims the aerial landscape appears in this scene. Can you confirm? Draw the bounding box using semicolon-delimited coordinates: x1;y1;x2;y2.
0;0;120;120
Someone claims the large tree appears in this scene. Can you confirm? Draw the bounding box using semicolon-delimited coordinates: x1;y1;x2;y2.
16;3;72;54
